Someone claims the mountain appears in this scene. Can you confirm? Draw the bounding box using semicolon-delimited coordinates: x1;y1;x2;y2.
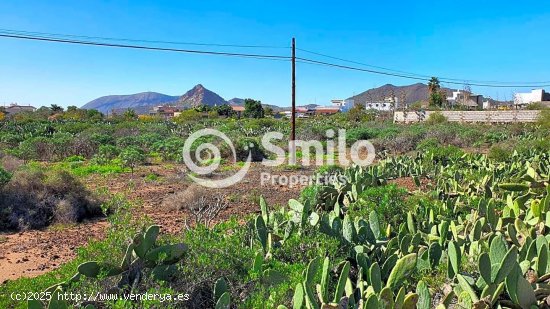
177;84;227;108
82;92;178;114
227;98;245;105
347;83;454;105
82;84;228;114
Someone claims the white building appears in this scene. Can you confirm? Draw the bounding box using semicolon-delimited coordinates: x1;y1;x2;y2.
514;89;550;107
331;99;355;112
446;90;484;109
365;102;394;111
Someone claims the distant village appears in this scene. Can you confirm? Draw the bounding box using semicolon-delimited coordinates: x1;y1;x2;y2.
150;88;550;119
2;88;549;119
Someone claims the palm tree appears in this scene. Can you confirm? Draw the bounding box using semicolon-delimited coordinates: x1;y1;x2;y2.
428;77;440;93
428;77;444;107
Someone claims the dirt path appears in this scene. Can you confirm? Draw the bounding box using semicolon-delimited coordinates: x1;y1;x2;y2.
0;163;314;283
0;220;108;283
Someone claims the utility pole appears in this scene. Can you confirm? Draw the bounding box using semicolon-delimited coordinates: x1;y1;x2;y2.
290;37;296;164
291;37;296;142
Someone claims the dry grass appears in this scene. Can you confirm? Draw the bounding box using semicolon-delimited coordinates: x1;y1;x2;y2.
162;184;228;227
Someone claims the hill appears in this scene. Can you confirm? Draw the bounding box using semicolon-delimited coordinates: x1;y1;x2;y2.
82;92;179;114
347;83;454;105
82;84;228;114
177;84;227;108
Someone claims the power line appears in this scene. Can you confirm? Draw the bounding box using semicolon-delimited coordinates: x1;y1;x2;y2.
0;28;290;49
0;33;291;60
1;29;548;88
297;47;550;85
296;57;550;88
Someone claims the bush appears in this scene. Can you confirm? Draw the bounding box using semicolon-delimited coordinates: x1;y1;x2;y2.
345;127;379;145
426;111;447;125
118;146;146;173
538;110;550;130
92;144;120;164
425;145;464;163
64;155;86;162
416;137;440;151
0;167;11;187
0;169;101;231
348;184;410;228
234;137;266;162
488;143;512;162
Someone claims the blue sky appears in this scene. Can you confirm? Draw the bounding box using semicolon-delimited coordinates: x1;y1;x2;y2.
0;1;549;108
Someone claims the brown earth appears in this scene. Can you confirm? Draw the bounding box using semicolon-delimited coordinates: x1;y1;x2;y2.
0;163;315;283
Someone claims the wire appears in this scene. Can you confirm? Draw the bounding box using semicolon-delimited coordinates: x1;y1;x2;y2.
0;28;290;49
0;33;291;60
297;47;550;85
297;57;550;88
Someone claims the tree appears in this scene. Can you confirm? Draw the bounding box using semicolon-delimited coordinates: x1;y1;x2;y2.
428;77;444;107
50;104;64;113
214;104;234;117
119;146;145;174
243;99;264;118
264;106;274;117
123;109;138;120
347;103;372;122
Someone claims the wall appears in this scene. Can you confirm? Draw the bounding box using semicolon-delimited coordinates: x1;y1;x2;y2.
394;110;541;123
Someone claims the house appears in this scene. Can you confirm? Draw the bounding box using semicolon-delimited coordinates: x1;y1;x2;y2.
361;94;400;111
514;89;550;108
331;99;355;112
230;105;245;118
149;106;181;119
314;106;340;115
365;102;394;111
283;106;315;118
4;103;36;114
446;91;484;109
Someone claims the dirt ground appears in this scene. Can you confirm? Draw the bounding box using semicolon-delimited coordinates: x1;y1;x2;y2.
0;163;315;283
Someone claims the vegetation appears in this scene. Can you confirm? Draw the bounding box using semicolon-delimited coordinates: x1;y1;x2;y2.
1;105;550;308
428;77;446;108
243;98;264;118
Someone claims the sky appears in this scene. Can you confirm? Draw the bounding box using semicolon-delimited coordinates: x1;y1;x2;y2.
0;1;549;108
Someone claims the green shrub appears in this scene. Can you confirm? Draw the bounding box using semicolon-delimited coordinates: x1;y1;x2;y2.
345;127;379;145
118;146;146;173
349;184;410;227
426;111;447;125
64;155;86;162
488;143;512;162
537;110;550;129
426;145;464;163
0;167;11;187
234;137;266;162
416;137;440;151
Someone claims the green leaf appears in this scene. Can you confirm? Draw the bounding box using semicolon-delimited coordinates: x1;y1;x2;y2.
492;246;518;284
369;262;382;293
456;274;479;303
134;225;160;258
369;211;381;239
416;280;430;309
333;261;350;303
478;253;491;284
386;253;417;290
293;283;304;309
214;278;228;302
215;292;230;309
489;235;508;265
